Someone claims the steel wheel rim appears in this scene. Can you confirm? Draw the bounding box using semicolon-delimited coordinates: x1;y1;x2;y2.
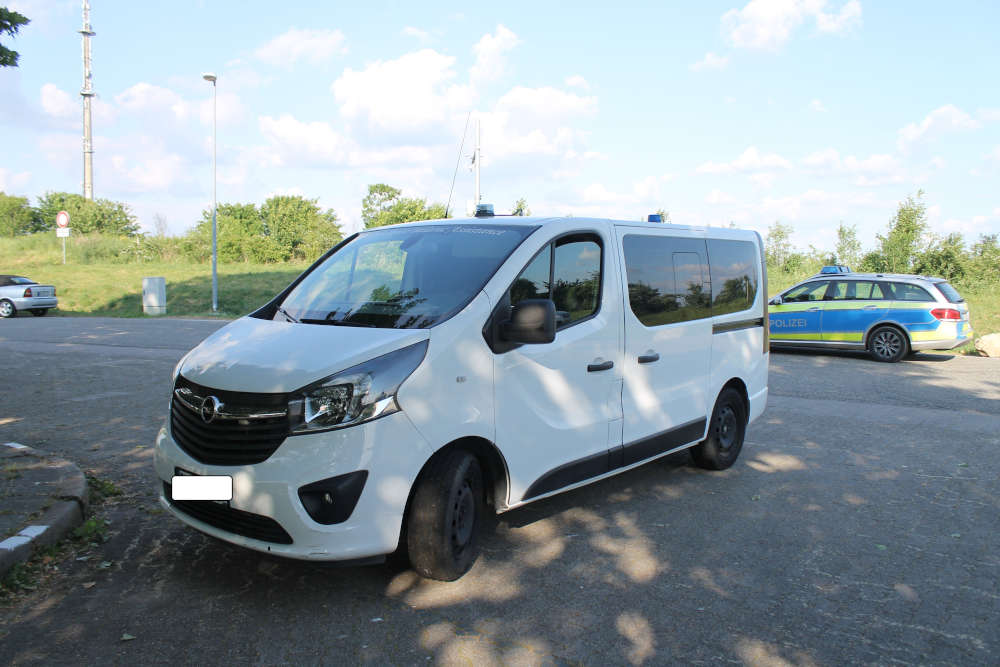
717;405;738;450
450;479;475;554
873;330;901;359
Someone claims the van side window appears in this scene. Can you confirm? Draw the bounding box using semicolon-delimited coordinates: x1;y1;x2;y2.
623;235;710;326
707;239;758;315
510;248;550;306
509;235;602;329
889;282;933;301
552;239;601;327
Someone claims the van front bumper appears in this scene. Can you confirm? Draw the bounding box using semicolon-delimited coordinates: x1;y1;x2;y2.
154;410;433;561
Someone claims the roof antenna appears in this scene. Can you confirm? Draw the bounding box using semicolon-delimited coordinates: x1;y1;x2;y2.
445;111;472;218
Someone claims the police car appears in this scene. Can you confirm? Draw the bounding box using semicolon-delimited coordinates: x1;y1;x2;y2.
768;267;972;362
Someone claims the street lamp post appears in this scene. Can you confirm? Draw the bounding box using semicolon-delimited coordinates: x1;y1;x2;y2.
202;72;218;313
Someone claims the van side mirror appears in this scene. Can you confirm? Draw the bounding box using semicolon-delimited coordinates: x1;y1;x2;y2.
501;299;556;344
769;295;783;306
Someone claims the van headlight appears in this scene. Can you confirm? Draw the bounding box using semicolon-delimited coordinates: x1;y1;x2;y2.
288;340;428;434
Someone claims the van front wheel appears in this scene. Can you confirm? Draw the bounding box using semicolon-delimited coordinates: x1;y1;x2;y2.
691;388;746;470
406;450;484;581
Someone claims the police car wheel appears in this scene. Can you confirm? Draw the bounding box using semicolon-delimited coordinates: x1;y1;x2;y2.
869;326;907;363
691;388;746;470
0;300;15;318
405;449;484;581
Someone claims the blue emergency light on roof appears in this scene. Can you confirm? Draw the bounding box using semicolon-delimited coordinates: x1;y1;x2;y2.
474;203;495;218
647;214;663;223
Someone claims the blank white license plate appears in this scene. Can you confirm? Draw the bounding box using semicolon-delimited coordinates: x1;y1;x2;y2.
171;475;233;501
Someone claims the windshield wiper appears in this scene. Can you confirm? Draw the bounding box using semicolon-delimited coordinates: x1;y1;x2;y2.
276;306;299;323
300;318;376;328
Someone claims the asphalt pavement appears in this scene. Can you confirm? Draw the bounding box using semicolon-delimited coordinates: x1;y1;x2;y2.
1;316;998;665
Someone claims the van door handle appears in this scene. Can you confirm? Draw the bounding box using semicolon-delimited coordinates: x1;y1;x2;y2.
806;307;820;312
587;360;614;372
862;304;879;310
638;353;660;364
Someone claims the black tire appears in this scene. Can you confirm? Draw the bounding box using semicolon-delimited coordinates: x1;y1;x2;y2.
691;388;747;470
868;325;907;363
31;309;47;317
405;450;484;581
0;299;15;318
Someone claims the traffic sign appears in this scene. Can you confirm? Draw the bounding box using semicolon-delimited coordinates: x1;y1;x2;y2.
56;227;71;238
56;211;70;228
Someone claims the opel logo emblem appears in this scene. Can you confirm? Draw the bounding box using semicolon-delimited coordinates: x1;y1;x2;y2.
200;395;224;423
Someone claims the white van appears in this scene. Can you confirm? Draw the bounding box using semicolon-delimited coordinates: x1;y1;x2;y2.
155;215;769;580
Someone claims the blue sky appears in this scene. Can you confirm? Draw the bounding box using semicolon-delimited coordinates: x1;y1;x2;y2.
2;0;998;253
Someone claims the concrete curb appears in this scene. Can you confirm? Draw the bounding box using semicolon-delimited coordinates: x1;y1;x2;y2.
0;442;88;579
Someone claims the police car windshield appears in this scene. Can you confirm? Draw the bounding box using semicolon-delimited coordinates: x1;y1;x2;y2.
277;224;536;329
935;281;964;303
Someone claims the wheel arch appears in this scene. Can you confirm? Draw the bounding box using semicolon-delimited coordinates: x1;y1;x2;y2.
719;377;750;424
396;436;511;552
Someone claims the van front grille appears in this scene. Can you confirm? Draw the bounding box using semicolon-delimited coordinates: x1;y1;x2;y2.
164;482;293;544
170;375;289;465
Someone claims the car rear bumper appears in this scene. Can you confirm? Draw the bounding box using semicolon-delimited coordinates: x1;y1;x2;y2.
12;297;58;310
910;334;972;351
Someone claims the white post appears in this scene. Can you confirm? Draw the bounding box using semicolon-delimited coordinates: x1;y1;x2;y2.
203;73;218;313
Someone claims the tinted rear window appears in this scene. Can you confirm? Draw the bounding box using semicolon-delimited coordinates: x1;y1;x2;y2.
889;282;934;302
707;239;759;315
934;281;964;303
622;235;711;326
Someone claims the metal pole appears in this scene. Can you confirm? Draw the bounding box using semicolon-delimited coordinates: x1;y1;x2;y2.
62;237;66;265
80;0;95;200
211;79;218;313
474;118;481;206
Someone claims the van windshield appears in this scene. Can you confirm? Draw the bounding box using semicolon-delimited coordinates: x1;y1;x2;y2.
277;224;537;329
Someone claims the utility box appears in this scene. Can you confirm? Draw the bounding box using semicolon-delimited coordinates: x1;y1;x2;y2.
142;277;166;316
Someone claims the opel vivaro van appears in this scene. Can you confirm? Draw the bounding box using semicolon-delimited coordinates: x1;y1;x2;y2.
155;214;769;580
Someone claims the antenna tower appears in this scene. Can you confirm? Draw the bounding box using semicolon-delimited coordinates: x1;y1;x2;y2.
80;1;96;200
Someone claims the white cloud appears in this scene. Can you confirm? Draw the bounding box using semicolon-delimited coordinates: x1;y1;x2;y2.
897;104;980;152
809;98;827;112
332;49;471;132
565;75;590;90
115;82;189;120
696;146;792;174
402;26;431;42
979;108;1000;122
722;0;862;51
749;173;776;188
0;168;31;192
476;86;597;162
987;145;1000;163
929;156;946;170
255;28;347;66
690;52;729;71
40;83;75;118
497;86;597;118
802;148;903;185
470;24;519;84
815;0;862;33
706;189;737;205
259;114;350;166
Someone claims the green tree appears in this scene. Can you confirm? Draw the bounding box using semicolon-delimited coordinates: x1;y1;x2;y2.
35;191;140;236
184;196;343;263
361;183;447;228
655;208;671;223
512;198;531;216
915;232;967;280
968;234;1000;285
260;195;341;260
765;221;794;269
834;222;862;268
0;191;42;236
0;7;29;67
873;191;929;273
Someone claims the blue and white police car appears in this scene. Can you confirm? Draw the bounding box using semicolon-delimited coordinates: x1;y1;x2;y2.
768;268;972;362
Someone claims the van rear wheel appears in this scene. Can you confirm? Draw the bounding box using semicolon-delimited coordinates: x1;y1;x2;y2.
691;388;746;470
406;450;484;581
